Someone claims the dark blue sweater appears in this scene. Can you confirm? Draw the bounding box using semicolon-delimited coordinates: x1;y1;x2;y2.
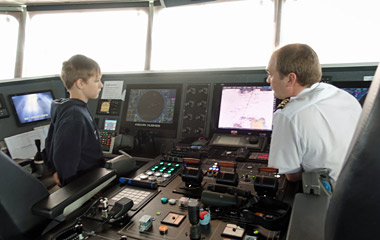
45;98;104;186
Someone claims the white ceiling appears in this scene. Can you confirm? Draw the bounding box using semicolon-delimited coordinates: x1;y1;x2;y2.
0;0;151;5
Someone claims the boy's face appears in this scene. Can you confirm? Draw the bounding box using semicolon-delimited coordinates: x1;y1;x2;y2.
82;74;103;100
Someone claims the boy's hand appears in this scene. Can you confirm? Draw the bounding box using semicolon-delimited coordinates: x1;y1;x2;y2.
53;172;62;187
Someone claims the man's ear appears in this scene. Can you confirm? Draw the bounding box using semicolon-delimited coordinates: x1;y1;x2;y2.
287;72;297;86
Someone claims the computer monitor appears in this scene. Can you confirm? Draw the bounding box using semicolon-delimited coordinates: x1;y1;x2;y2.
332;81;371;102
120;84;182;138
104;119;117;131
9;90;54;126
212;83;276;136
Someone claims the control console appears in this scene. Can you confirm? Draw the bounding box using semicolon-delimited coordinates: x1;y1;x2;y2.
47;141;293;240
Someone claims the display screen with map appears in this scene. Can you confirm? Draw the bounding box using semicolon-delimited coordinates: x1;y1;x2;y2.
216;84;276;133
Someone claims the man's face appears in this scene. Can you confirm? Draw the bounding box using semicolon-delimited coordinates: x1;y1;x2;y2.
266;54;289;100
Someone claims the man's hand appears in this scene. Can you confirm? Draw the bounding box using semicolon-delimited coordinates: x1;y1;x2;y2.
286;170;303;182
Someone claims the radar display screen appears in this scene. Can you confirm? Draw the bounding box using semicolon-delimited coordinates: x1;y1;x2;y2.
126;89;176;124
120;84;182;138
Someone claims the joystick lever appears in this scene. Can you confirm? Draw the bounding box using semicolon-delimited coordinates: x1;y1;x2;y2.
188;200;201;240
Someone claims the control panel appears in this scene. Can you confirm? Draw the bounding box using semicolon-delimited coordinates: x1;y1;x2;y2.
64;156;289;240
49;138;294;240
181;84;210;138
99;131;116;151
133;161;182;187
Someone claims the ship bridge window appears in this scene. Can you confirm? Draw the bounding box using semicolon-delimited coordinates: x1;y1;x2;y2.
23;8;148;77
151;0;274;70
0;14;19;80
280;0;380;65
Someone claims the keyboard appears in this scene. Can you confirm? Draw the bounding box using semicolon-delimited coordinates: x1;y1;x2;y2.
109;186;158;211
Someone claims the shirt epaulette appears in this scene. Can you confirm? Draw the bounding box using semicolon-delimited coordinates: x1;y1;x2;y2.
276;97;290;110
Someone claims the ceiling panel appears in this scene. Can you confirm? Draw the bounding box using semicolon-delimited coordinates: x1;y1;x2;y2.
0;0;150;5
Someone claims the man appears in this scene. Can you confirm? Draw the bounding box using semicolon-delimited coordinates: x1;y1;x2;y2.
266;43;362;182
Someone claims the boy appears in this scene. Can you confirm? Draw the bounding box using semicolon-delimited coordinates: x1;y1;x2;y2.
45;54;104;186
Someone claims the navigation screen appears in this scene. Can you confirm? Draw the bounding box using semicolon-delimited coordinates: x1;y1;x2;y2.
341;87;369;101
104;119;117;131
126;89;176;124
218;86;275;131
10;91;54;125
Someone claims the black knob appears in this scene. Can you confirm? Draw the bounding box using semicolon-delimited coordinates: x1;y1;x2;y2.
199;88;208;94
185;101;195;107
197;101;206;107
187;88;196;94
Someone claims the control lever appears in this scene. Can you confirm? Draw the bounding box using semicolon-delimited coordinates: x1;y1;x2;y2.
207;184;252;198
74;222;84;240
100;197;109;219
182;166;203;188
109;197;133;219
201;190;247;208
235;147;249;161
254;175;278;197
216;162;238;186
188;199;201;240
33;139;45;177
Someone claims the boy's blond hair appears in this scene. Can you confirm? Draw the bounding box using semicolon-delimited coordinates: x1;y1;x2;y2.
60;54;101;90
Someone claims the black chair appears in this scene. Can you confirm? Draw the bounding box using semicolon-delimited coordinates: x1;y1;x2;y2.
0;151;50;240
0;151;116;240
325;68;380;239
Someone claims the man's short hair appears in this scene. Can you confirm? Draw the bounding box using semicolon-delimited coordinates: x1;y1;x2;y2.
60;54;101;90
274;43;322;87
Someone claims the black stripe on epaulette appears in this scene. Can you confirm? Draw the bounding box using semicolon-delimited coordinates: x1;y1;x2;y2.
276;97;290;110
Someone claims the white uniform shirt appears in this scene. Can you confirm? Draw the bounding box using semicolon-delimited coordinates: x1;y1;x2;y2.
268;82;362;181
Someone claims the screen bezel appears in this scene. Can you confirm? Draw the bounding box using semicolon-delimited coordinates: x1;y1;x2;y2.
0;93;10;119
210;82;276;136
8;90;54;126
120;83;182;138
